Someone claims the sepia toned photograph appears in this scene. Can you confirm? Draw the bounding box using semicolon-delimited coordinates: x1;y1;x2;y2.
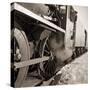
11;2;88;87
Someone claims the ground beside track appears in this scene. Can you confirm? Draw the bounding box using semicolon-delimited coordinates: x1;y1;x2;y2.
42;52;88;85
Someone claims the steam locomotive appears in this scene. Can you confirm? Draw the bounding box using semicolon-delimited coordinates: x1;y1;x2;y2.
11;3;87;87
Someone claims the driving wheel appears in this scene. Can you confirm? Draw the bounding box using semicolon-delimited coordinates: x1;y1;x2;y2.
11;28;30;87
39;37;56;80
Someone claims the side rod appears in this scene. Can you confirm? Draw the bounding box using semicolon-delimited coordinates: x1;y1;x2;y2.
14;56;49;68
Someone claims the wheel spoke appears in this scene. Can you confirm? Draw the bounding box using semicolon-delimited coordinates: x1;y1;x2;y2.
44;49;50;55
46;43;49;50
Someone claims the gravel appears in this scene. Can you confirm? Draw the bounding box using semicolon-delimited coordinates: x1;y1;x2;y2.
52;52;88;85
42;53;88;86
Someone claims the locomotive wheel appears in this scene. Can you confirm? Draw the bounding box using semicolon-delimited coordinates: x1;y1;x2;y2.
11;28;30;87
39;37;56;80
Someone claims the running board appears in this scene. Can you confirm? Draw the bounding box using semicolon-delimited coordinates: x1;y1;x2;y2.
11;3;65;33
